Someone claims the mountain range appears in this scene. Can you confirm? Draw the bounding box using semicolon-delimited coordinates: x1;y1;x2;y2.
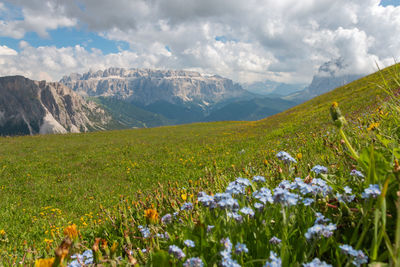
0;62;364;136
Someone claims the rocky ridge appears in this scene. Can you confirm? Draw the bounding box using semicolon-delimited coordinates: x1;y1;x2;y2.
0;76;112;135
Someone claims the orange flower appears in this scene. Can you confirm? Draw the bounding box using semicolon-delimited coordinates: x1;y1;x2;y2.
63;224;78;239
144;208;159;223
35;258;55;267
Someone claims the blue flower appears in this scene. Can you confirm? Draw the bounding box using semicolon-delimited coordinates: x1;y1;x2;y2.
273;187;300;206
240;207;255;217
197;192;215;207
302;198;314;206
227;212;243;222
314;212;330;224
183;257;204;267
235;242;248;254
336;186;355;203
225;177;251;195
311;165;328;174
303;258;332;267
253;187;274;204
339;244;368;266
220;237;233;252
269;236;281;245
221;256;241;267
276;151;297;164
305;223;336;240
254;202;264;210
361;184;381;199
184;239;195;248
68;250;93;266
161;213;172;224
169;245;186;260
310;178;332;196
181;202;194;211
263;251;282;267
138;225;151;239
207;225;215;233
350;169;365;178
215;193;239;210
253;175;266;183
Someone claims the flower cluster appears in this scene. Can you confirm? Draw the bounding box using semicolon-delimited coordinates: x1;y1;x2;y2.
305;213;336;240
68;250;93;267
276;151;297;164
220;237;241;267
361;184;381;199
339;244;368;266
263;251;282;267
138;225;151;239
169;245;185;260
311;165;328;174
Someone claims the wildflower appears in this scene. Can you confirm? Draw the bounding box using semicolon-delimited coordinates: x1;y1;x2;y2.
181;202;194;211
311;165;328;174
263;251;282;267
302;198;314;206
310;178;332;196
181;193;188;201
330;101;346;128
225;178;250;195
339;244;368;266
63;224;78;239
207;225;215;233
35;258;55;267
169;245;185;260
184;239;195;248
336;186;355;203
314;213;330;224
161;214;172;224
367;122;379;131
221;256;241;267
253;175;266;183
215;193;239;210
144;208;159;223
220;237;233;252
350;169;365;178
303;258;332;267
240;207;255;217
361;184;381;199
297;153;303;160
269;236;281;245
276;151;297;164
254;202;264;210
198;192;215;207
273;187;300;206
138;225;151;239
227;212;243;222
253;187;274;204
278;180;293;190
305;223;336;240
235;242;248;254
68;250;93;266
0;230;5;235
183;257;204;267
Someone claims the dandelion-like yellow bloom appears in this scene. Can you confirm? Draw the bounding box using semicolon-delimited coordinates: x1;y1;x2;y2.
144;208;159;223
367;122;380;131
0;229;5;235
34;258;55;267
63;224;78;239
296;153;303;160
181;193;187;201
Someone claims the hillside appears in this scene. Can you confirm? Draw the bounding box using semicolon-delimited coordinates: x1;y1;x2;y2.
0;63;399;263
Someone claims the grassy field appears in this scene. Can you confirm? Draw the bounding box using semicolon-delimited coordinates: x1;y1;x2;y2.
0;64;399;265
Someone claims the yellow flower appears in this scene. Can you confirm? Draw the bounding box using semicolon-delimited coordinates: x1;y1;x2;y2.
367;122;380;131
35;258;55;267
181;193;187;201
332;101;338;107
144;208;159;223
0;229;5;235
63;224;78;239
296;153;302;160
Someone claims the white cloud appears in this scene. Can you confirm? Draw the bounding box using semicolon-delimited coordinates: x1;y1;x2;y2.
0;0;399;83
0;45;17;55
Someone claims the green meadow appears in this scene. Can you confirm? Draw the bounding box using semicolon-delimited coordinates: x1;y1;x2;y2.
1;64;400;265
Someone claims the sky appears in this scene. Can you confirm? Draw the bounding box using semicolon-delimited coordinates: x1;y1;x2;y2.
0;0;399;84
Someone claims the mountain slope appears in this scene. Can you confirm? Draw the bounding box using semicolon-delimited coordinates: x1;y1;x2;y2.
0;63;398;250
0;76;115;136
205;97;296;121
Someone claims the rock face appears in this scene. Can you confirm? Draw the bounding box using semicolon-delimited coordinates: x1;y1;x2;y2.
0;76;112;136
60;68;248;106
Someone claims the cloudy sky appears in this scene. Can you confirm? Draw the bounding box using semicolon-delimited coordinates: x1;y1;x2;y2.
0;0;399;84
